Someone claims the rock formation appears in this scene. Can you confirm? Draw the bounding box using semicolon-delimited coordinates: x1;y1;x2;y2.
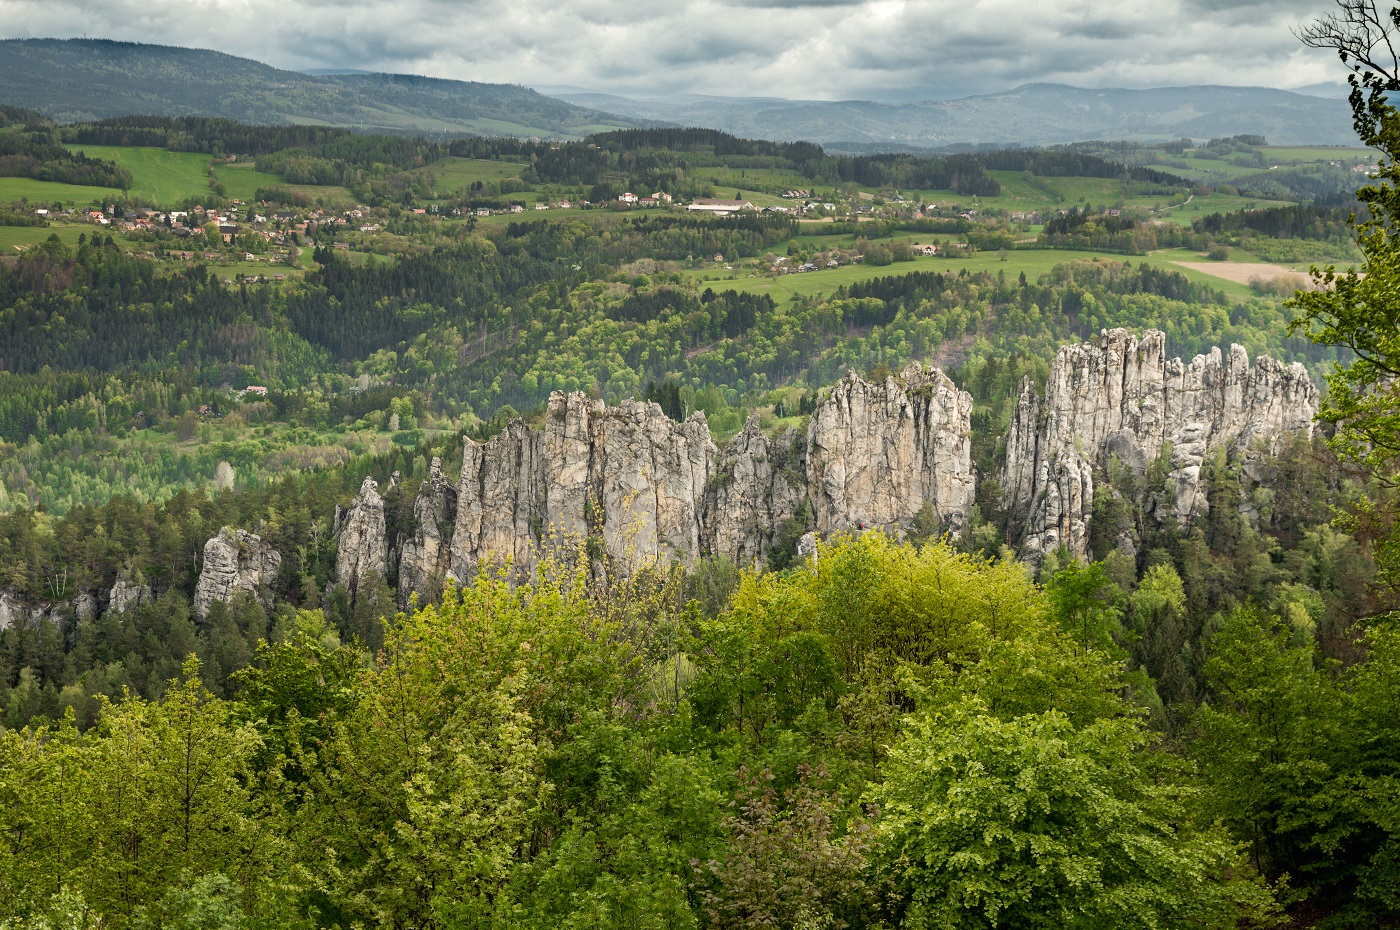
807;364;975;536
336;477;388;600
1002;328;1318;561
108;571;151;614
705;417;806;566
398;457;459;606
194;527;282;618
336;363;977;598
0;590;21;631
450;391;718;578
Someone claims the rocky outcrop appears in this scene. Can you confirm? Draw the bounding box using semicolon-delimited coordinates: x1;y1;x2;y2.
1002;328;1318;561
364;363;977;592
336;477;388;601
807;364;975;537
451;391;718;579
108;571;151;614
398;458;459;606
194;528;281;618
706;417;806;565
0;590;21;631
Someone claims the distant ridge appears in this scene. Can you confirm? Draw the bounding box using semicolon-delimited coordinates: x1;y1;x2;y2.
550;82;1357;148
0;38;647;139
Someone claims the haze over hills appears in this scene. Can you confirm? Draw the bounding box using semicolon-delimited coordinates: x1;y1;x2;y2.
0;38;646;138
0;38;1357;148
552;83;1358;148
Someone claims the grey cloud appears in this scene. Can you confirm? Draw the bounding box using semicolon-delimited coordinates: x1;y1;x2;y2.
0;0;1360;101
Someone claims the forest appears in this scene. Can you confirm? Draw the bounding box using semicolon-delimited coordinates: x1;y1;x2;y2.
7;8;1400;926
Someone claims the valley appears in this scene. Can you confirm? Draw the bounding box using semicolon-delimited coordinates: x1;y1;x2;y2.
0;21;1397;929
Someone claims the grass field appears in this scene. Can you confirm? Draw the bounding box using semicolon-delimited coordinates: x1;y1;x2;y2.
683;246;1267;303
214;162;293;202
64;145;215;204
0;224;112;253
0;176;120;207
430;157;530;199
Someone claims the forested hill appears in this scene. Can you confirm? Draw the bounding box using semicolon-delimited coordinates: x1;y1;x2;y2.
0;39;647;139
554;82;1357;148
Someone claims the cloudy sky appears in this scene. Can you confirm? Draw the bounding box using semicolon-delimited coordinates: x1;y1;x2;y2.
0;0;1352;101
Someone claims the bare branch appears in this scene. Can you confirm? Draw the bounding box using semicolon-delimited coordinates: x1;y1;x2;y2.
1297;0;1400;88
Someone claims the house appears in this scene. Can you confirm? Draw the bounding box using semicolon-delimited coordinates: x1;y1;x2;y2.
475;208;491;217
509;204;524;213
653;192;673;203
244;253;257;262
244;386;268;397
619;192;638;204
912;244;938;256
535;203;549;210
687;199;755;215
219;225;239;244
639;197;658;207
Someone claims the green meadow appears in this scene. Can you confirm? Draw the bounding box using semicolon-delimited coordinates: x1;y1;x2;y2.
685;246;1263;302
64;145;215;204
0;177;120;207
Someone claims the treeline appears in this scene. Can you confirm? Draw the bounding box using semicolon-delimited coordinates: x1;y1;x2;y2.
824;152;1002;195
0;131;131;189
1192;202;1356;240
980;147;1186;185
63;116;353;156
590;127;824;163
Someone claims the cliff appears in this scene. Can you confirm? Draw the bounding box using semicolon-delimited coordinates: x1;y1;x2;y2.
194;527;282;618
807;364;975;536
338;363;975;597
336;477;389;601
1002;328;1318;561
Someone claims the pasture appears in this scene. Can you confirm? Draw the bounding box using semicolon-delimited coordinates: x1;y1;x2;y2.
0;177;120;207
64;145;215;204
430;157;530;198
213;162;294;202
685;246;1263;302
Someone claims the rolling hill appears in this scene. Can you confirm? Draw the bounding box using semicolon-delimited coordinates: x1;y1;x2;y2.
552;83;1358;149
0;38;645;138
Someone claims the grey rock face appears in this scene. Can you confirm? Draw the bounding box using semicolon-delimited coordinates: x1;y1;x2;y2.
194;528;282;618
806;363;976;536
1002;328;1318;561
426;366;975;580
73;592;99;623
398;457;459;606
451;392;720;579
0;590;21;631
108;572;150;614
706;417;806;566
336;477;388;600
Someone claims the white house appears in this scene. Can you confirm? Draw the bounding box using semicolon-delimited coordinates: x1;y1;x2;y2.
687;199;755;215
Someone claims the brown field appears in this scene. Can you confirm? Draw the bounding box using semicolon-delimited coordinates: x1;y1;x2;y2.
1172;261;1316;288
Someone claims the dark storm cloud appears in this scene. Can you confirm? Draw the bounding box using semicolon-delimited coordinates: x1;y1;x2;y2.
0;0;1352;101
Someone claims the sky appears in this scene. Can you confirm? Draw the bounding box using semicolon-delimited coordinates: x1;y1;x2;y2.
0;0;1354;101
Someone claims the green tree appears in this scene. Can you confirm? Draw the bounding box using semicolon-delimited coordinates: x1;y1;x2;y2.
1296;2;1400;589
873;698;1274;930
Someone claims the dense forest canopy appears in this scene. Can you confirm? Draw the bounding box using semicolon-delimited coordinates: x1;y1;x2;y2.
6;11;1400;925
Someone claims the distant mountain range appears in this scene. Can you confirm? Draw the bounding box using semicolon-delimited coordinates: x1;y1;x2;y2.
0;39;1360;148
550;84;1358;149
0;39;646;138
